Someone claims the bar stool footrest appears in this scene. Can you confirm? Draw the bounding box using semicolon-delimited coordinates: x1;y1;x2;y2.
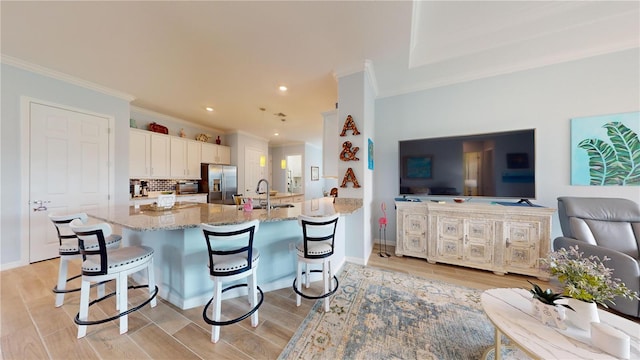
53;276;111;294
292;270;339;300
203;283;264;326
74;284;158;326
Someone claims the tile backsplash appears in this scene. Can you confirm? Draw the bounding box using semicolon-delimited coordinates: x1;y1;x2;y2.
130;179;199;192
148;179;176;192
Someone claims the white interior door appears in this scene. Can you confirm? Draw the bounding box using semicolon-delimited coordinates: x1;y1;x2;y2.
29;102;110;262
244;147;265;196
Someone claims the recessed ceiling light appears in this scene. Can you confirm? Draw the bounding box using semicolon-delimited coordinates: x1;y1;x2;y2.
278;85;287;92
274;132;279;136
205;107;214;112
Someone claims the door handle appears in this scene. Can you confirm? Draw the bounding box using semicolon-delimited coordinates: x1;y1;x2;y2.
32;200;51;212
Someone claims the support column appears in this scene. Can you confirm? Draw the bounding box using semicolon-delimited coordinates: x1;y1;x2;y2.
336;61;377;263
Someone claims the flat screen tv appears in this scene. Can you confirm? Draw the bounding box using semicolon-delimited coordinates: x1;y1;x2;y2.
399;129;536;201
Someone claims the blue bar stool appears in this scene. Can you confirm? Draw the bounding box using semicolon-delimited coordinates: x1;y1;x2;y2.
200;219;263;343
293;213;340;312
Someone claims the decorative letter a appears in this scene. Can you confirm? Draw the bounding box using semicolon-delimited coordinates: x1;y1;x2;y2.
340;115;361;136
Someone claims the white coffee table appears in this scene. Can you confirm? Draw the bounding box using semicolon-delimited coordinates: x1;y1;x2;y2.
481;288;640;360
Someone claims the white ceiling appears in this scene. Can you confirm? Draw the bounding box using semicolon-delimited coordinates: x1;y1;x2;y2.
2;1;638;147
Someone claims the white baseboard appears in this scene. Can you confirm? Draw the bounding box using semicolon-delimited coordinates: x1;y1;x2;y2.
0;259;28;271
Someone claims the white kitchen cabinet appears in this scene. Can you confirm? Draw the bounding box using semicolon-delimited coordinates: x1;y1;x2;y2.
170;137;187;177
129;129;151;178
171;138;202;179
395;201;555;278
130;130;227;180
186;141;202;179
201;143;231;165
201;143;215;163
150;133;170;178
217;144;231;164
322;110;338;178
178;194;207;203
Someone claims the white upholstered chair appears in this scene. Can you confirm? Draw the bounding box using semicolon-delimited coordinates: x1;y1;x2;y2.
70;219;157;338
293;213;340;312
200;219;263;343
49;212;121;307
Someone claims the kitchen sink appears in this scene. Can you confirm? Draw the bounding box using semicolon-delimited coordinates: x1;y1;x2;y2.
272;203;295;208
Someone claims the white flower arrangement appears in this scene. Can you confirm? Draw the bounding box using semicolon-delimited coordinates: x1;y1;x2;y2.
541;246;639;307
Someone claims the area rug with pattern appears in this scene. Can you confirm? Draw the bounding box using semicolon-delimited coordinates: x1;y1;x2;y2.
278;262;528;359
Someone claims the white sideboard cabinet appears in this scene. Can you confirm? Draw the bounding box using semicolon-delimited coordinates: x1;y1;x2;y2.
396;203;428;258
395;201;555;278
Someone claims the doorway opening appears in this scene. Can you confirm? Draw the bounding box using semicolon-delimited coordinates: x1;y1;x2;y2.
286;155;302;194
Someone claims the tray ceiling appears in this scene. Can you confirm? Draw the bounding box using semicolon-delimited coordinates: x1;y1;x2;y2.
2;1;637;146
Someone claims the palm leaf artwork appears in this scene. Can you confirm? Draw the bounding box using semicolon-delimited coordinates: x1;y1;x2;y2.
604;122;640;185
577;122;640;186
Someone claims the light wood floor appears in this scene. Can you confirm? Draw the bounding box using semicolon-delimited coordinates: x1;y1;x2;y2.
1;245;552;360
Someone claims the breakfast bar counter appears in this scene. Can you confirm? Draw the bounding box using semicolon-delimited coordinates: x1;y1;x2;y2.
88;198;362;309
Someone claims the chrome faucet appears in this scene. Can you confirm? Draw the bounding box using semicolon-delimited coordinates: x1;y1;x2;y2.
256;178;270;211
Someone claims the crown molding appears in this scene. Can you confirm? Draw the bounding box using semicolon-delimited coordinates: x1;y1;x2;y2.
333;59;379;98
379;45;640;99
1;54;136;102
364;60;379;98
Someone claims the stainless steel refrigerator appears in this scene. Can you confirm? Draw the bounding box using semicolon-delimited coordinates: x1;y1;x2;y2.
200;164;237;204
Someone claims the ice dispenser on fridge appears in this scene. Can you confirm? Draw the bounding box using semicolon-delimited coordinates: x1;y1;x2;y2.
200;164;237;204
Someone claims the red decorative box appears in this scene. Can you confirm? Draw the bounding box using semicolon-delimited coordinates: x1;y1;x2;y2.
148;122;168;134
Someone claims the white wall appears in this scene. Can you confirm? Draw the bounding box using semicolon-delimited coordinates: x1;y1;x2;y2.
1;63;131;268
304;143;324;199
374;48;640;246
227;131;269;196
270;144;304;193
130;107;226;146
269;143;325;199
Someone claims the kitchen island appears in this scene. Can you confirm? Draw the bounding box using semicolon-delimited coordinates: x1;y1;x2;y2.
88;197;362;309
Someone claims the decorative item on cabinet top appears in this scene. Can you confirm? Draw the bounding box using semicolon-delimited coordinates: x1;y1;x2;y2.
195;133;211;142
148;122;168;134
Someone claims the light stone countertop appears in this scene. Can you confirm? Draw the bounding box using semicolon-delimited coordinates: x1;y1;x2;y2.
268;192;303;199
89;197;362;231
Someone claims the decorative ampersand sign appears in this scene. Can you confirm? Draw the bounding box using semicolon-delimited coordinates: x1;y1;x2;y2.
340;168;361;188
339;141;359;161
340;115;360;136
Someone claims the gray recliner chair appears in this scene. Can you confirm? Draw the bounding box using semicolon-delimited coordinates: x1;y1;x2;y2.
553;196;640;318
